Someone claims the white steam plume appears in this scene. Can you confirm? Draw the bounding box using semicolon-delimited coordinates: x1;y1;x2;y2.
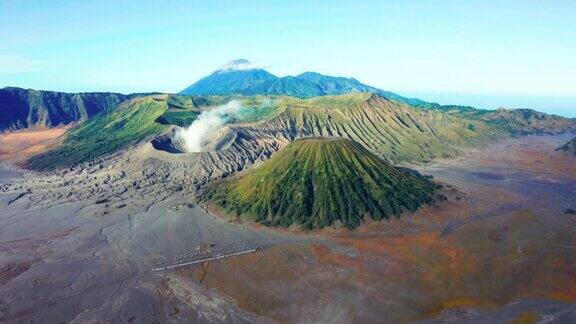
176;100;243;153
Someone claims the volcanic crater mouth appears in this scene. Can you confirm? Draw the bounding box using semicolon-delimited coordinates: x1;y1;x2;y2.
151;126;238;154
151;133;186;154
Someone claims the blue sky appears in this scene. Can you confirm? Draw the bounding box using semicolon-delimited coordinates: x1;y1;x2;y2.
1;0;575;116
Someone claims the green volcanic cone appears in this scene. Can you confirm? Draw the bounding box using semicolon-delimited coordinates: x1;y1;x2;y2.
204;138;439;229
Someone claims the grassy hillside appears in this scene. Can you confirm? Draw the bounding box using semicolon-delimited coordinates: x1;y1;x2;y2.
28;96;169;170
204;138;438;230
155;110;200;127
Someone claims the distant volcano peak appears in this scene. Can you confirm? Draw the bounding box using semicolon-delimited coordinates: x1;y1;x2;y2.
217;59;258;72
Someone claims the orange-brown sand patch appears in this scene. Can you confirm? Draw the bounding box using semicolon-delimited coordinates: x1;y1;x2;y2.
509;311;539;324
183;201;576;321
0;127;69;164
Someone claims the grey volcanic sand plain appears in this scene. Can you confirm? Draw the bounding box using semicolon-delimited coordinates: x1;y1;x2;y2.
1;134;575;323
0;163;299;322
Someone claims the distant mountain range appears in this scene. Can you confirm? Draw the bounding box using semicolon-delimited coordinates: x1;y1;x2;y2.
2;59;575;139
180;59;434;108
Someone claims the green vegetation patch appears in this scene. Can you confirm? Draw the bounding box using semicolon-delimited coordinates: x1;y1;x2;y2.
204;138;438;230
28;97;169;170
156;110;200;127
233;103;285;124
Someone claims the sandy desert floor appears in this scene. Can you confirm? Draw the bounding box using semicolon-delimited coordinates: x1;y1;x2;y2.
0;133;575;323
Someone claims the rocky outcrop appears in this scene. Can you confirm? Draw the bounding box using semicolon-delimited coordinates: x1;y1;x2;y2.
557;137;576;156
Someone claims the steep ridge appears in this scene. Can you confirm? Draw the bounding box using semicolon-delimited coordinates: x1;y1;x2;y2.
429;105;576;135
203;138;439;229
27;96;169;170
0;87;145;132
481;108;576;135
227;93;498;162
296;72;432;107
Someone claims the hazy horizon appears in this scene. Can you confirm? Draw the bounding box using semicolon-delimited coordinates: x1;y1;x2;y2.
1;0;575;117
